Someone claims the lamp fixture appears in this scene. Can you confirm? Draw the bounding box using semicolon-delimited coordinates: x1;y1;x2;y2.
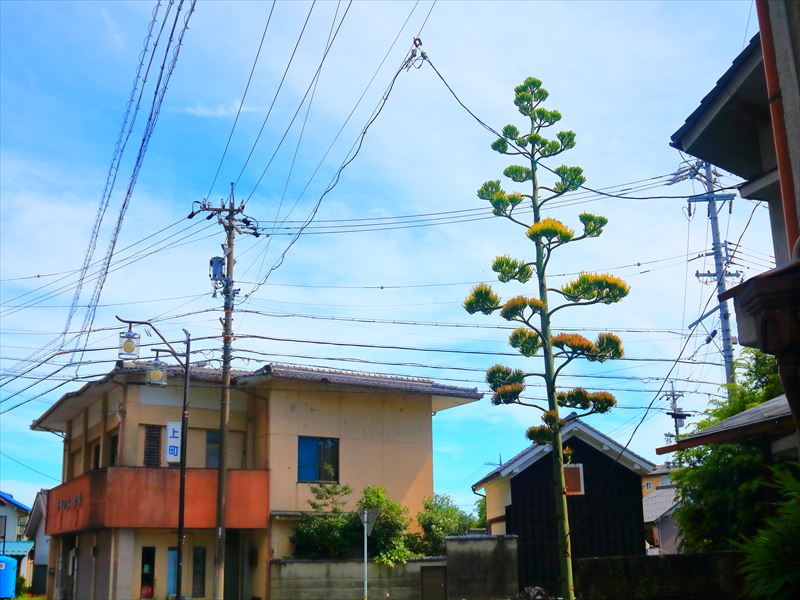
118;326;141;359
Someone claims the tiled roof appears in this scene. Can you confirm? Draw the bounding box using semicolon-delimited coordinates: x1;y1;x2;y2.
670;33;761;149
0;491;30;513
683;394;790;440
32;360;481;432
643;487;678;523
246;363;482;399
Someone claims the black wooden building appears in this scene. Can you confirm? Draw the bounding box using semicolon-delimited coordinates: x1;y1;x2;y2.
473;418;654;592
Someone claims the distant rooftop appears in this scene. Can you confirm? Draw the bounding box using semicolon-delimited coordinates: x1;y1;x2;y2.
0;490;31;513
643;486;678;523
649;463;675;475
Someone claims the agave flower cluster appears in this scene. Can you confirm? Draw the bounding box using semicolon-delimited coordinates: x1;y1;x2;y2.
463;76;630;446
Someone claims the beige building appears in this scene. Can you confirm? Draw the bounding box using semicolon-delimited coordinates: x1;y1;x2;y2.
641;463;674;497
32;362;479;600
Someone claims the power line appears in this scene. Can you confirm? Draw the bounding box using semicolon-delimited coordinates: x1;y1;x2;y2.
243;1;354;203
242;39;424;301
61;0;165;345
0;451;61;483
232;0;318;191
74;0;198;366
204;0;276;200
421;56;740;200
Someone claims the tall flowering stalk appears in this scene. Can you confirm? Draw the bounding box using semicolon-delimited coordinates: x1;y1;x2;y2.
464;77;629;600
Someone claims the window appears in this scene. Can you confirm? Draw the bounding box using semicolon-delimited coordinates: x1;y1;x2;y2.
17;516;26;540
298;436;339;482
192;547;206;597
660;475;671;486
205;430;220;468
143;426;161;468
91;443;101;470
109;434;119;467
564;464;585;496
645;481;652;490
140;546;155;598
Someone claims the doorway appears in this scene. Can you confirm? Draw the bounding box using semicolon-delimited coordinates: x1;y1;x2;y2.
420;565;446;600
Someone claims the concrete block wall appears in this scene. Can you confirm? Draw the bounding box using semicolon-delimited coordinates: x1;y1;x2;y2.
269;557;446;600
445;535;518;600
268;535;518;600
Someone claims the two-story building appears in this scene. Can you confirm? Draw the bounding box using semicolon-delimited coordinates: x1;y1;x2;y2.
641;463;674;497
32;362;480;600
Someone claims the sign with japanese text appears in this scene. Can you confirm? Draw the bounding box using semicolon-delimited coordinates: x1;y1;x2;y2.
165;421;181;464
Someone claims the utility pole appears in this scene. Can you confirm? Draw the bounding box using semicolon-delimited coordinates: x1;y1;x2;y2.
188;185;261;600
676;161;741;387
663;381;688;440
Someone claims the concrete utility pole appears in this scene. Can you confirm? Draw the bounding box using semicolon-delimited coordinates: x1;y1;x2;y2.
663;381;688;440
214;196;236;600
188;185;261;600
687;162;740;387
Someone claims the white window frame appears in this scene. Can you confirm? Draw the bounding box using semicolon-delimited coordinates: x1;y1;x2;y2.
564;463;585;496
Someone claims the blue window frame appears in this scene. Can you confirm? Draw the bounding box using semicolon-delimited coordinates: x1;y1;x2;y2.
298;436;339;482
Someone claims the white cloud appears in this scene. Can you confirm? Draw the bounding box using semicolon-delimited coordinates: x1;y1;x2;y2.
0;0;769;499
176;102;266;118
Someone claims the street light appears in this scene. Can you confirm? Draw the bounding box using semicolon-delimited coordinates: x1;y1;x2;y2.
116;316;191;600
147;353;168;386
118;326;141;359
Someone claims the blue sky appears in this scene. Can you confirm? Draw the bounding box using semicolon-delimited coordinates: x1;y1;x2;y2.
0;0;773;511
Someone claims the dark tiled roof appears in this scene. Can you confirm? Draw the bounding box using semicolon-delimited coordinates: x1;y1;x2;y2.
248;363;481;399
670;33;761;149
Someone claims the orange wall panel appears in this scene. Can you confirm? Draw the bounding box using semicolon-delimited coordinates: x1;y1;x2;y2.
46;467;268;534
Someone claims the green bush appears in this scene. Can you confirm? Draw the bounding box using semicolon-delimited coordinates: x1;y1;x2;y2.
357;485;416;565
291;480;416;565
291;477;355;559
413;494;474;555
738;466;800;599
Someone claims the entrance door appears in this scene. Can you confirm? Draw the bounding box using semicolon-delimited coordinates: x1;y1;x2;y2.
420;566;446;600
224;530;240;600
167;547;178;599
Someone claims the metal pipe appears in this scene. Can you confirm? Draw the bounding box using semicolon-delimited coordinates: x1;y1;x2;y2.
114;316;191;600
756;0;799;257
363;508;368;600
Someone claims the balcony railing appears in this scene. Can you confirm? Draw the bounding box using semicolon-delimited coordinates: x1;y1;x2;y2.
46;467;269;535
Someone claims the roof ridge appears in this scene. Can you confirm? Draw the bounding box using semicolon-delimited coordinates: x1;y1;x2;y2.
268;362;434;383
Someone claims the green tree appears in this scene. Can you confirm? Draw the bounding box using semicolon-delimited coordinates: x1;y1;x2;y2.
463;77;629;599
414;494;474;555
673;348;785;552
291;476;355;559
357;485;416;566
475;496;486;529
